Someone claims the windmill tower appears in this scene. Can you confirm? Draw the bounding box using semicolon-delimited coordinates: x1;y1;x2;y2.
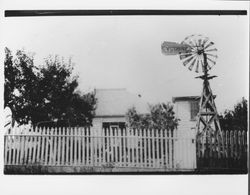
161;34;222;138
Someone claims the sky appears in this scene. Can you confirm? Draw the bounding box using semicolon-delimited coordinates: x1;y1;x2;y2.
2;14;249;114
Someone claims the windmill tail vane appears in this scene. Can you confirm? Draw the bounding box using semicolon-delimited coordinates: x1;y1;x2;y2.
161;34;222;137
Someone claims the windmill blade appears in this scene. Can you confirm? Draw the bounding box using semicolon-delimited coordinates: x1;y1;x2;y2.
201;37;209;47
198;38;203;46
182;55;195;66
205;48;217;52
188;58;197;71
206;53;218;58
179;52;194;60
207;57;216;65
195;59;200;73
201;59;205;72
204;41;214;50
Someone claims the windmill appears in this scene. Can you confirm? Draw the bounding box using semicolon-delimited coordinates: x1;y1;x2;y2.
161;34;222;137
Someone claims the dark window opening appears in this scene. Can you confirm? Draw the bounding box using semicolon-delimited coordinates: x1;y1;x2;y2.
190;101;199;121
102;122;126;130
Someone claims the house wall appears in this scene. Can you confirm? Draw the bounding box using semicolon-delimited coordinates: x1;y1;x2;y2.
174;101;197;136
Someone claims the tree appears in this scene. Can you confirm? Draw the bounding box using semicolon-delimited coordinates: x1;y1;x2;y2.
4;48;96;127
126;102;179;130
4;48;39;124
219;97;248;131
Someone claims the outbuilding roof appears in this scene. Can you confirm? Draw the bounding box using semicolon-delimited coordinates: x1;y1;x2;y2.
172;95;216;103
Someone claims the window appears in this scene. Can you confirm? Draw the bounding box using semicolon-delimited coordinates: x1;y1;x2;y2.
190;101;199;121
102;122;125;130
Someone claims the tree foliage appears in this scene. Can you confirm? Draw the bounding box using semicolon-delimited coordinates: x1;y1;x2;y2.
4;48;96;127
126;102;179;130
219;97;248;131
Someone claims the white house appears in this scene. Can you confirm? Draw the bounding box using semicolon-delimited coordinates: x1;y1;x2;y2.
92;88;149;136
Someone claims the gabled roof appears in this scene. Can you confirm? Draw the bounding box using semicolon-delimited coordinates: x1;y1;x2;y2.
94;88;149;117
172;95;216;103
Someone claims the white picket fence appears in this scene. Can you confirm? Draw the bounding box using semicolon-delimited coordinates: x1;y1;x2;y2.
4;127;196;170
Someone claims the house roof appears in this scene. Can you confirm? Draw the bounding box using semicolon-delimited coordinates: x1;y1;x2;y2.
172;95;216;103
94;88;149;117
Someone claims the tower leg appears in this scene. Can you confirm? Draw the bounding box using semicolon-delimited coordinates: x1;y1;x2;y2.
196;79;222;136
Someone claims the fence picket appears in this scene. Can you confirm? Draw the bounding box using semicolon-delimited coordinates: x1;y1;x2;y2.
31;127;37;164
36;127;41;164
4;135;8;165
43;128;48;165
48;128;53;165
139;129;142;168
81;128;85;165
23;131;29;165
23;132;27;165
102;128;105;165
111;128;115;164
40;128;45;165
122;129;126;167
147;129;150;167
143;129;147;167
134;129;137;166
76;128;79;165
61;127;65;166
57;127;61;165
86;128;89;165
126;129;130;167
221;131;225;158
117;129;121;166
172;129;176;169
92;128;95;166
155;130;158;168
12;134;17;165
53;127;58;165
242;131;245;155
234;131;237;159
66;128;69;165
164;130;168;168
160;129;164;168
114;128;118;164
23;133;28;165
73;127;76;165
225;130;229;158
107;128;110;165
11;134;15;165
238;131;242;159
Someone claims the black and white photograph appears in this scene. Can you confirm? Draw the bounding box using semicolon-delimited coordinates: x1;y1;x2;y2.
0;0;249;195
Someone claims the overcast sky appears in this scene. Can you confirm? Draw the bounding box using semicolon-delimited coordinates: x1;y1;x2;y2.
3;14;249;113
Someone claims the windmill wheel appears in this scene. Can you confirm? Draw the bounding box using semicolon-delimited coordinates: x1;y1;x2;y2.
179;34;218;73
